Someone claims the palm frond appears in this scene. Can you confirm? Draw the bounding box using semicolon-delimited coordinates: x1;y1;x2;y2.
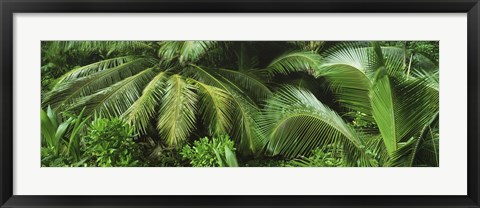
388;113;439;167
259;86;371;166
56;56;134;83
321;42;377;76
192;80;235;136
412;70;439;91
122;72;168;134
413;126;439;167
381;47;407;75
370;73;397;154
43;58;154;110
158;41;217;63
184;64;265;154
317;63;372;116
70;67;158;118
392;77;439;143
157;75;198;147
229;92;265;155
371;71;439;156
266;51;322;76
317;44;374;117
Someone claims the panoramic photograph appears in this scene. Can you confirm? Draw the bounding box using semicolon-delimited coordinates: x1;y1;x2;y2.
41;41;439;167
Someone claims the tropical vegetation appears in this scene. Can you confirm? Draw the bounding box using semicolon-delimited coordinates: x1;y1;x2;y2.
41;41;439;167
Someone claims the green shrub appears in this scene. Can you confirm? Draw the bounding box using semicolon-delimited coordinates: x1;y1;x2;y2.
83;118;142;167
180;135;239;167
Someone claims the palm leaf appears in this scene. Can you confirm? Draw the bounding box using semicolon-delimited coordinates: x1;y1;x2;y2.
70;67;157;118
259;86;371;166
192;80;235;136
158;41;217;63
315;43;379;118
370;72;397;154
229;93;265;155
266;51;322;76
157;75;198;147
56;56;134;83
122;71;168;134
43;58;154;110
371;72;439;156
185;64;265;154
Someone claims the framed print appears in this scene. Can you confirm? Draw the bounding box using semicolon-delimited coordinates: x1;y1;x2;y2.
1;0;479;207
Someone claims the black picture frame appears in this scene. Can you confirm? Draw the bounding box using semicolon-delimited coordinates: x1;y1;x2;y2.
1;0;479;207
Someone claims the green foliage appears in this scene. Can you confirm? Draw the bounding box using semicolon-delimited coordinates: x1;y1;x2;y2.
41;106;70;154
286;147;344;167
259;86;373;166
41;107;90;166
41;41;439;167
40;106;89;158
41;146;70;167
180;135;239;167
83;118;142;167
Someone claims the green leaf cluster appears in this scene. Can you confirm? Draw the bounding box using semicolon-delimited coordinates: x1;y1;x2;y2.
181;135;239;167
83;118;142;167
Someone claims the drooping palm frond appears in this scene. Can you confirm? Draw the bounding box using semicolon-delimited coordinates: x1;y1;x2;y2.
266;51;322;76
316;62;373;116
70;67;158;118
57;56;134;83
321;43;377;76
192;80;235;136
122;72;168;134
229;92;265;156
316;43;412;122
158;41;217;64
316;44;374;118
43;58;154;110
157;75;198;147
183;64;265;154
259;86;372;166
